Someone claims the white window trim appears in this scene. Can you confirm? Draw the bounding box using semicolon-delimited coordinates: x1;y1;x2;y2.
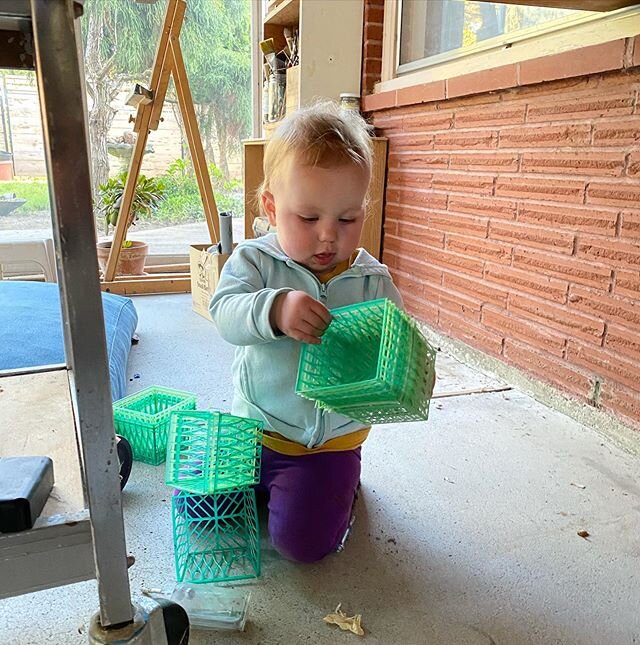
379;0;640;94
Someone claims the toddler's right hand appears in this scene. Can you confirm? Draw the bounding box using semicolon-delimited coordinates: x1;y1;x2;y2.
270;290;332;344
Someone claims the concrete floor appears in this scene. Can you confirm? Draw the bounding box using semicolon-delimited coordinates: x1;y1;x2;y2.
2;294;640;644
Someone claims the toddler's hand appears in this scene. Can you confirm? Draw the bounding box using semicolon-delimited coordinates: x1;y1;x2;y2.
271;290;332;344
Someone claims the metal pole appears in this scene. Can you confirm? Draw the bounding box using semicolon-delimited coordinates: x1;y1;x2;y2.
29;0;133;627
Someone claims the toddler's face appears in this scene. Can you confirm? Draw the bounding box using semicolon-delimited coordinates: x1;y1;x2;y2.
262;158;370;276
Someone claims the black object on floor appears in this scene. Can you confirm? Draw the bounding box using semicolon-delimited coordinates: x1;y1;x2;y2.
117;435;133;490
0;456;54;533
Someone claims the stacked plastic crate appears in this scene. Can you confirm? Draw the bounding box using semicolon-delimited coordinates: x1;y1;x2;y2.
165;411;263;583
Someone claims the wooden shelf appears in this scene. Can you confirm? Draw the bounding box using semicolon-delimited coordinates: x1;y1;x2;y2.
265;0;299;26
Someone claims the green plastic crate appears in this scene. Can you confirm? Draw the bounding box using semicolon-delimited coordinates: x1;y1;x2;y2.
166;411;263;495
172;488;260;584
296;298;436;424
113;386;197;465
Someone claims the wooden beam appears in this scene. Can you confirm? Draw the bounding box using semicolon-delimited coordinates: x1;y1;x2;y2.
169;36;220;244
475;0;637;9
144;263;190;274
101;276;191;295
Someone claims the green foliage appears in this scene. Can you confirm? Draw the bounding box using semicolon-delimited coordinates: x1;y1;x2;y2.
0;178;50;214
96;171;166;235
147;158;242;225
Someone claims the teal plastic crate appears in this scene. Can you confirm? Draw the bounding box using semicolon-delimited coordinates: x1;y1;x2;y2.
172;488;260;584
166;411;263;495
296;298;436;424
113;386;197;465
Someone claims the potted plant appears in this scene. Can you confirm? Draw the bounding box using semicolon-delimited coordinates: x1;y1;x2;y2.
95;171;165;276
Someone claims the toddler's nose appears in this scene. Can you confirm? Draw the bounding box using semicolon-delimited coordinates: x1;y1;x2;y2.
318;220;337;242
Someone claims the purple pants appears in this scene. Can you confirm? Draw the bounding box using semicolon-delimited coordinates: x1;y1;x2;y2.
257;445;361;563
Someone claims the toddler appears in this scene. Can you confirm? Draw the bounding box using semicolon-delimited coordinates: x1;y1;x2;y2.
210;102;403;562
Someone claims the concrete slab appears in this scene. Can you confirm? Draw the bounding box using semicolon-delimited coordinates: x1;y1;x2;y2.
2;294;639;644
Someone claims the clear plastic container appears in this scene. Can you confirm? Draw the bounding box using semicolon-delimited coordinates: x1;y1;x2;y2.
145;584;251;631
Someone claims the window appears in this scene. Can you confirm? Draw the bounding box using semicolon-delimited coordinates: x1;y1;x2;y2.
399;1;592;73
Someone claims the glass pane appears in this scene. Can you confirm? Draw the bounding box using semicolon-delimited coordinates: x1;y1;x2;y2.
400;0;590;67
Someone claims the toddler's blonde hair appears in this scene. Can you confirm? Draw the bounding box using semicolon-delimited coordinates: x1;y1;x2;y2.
260;101;373;200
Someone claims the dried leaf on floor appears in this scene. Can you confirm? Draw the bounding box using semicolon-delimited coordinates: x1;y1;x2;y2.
577;529;590;539
570;482;586;489
324;603;365;636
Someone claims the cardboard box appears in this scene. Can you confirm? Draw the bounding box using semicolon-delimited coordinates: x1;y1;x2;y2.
189;244;234;321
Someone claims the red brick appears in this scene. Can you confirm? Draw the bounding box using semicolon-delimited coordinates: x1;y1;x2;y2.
568;285;640;327
371;115;404;135
388;132;435;152
392;267;431;298
605;323;640;361
383;238;443;283
517;204;617;235
365;23;383;42
363;40;382;61
587;182;640;207
593;121;640;147
498;124;591;149
364;58;381;75
634;34;640;68
567;341;639;391
438;310;505;356
362;91;396;112
383;218;397;237
397;81;446;107
402;111;453;132
446;233;512;265
433;130;498;150
448;196;516;220
437;286;483;322
484;262;568;304
448;153;518;173
386;187;448;211
427;247;486;277
577;235;640;270
388;152;449;171
482;307;566;357
519;40;626;85
387;170;433;189
627;153;640;177
385;203;433;227
403;292;439;326
520;152;625;177
495;176;585;203
502;339;591;398
364;3;384;25
446;65;518;98
489;220;574;254
432;172;495;196
526;94;634;123
396;221;446;249
600;382;640;430
509;293;605;342
430;211;488;238
441;271;509;308
454;105;525;128
614;269;640;299
513;248;612;289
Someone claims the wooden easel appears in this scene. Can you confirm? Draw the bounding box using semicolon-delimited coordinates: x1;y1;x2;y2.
102;0;220;295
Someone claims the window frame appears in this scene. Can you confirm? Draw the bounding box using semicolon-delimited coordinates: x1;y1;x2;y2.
380;0;640;93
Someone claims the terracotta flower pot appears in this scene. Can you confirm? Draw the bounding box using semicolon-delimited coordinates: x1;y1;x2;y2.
96;240;149;276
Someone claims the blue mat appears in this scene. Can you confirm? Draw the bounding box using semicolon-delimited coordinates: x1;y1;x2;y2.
0;281;138;400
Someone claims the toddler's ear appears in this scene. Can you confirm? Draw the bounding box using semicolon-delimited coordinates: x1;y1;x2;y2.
262;191;277;227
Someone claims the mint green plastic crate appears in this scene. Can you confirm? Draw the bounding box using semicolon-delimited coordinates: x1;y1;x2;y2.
166;411;263;495
296;298;436;424
172;488;260;584
113;386;197;465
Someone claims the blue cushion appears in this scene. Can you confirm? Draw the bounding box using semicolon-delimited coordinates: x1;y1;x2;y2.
0;281;138;401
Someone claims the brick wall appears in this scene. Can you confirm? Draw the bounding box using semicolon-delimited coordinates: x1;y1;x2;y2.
361;0;383;95
362;26;640;430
